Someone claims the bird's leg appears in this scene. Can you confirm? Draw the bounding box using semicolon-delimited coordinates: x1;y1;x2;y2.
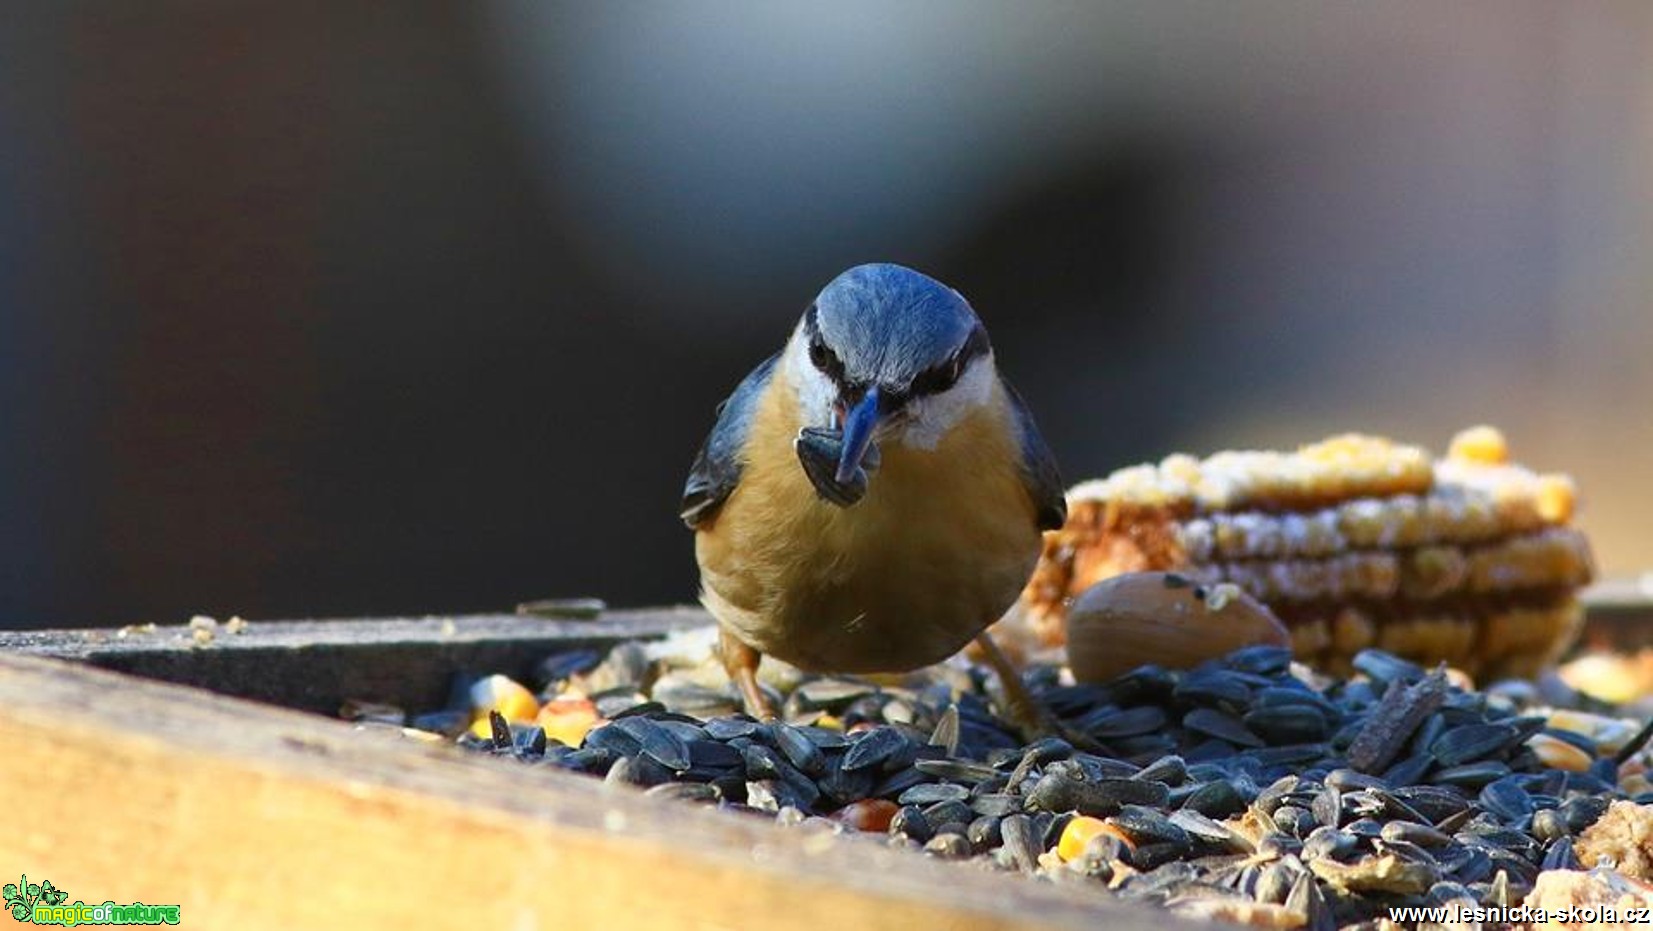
973;632;1102;752
718;627;778;721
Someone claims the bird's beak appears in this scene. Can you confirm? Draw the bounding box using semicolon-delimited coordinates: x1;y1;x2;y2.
835;386;882;484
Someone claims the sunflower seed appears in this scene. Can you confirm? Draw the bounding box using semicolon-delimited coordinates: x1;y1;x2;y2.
1181;778;1248;819
889;804;932;842
841;726;910;772
1088;705;1170;739
898;782;968;806
1111;804;1192;849
1541;836;1581;871
703;716;761;740
1430;724;1520;768
645;782;719;803
769;723;826;775
1185;708;1266;748
967;814;1002;850
924;832;972;858
1301;825;1357;862
923;799;975;829
1531;808;1569;843
1430;759;1511;788
794;677;876;711
613;715;692;771
1380;820;1451;847
1134;754;1188;787
1025;772;1170;817
1285;870;1336;931
1174;671;1253;710
927;704;960;755
1351;649;1426;686
1477;778;1535;824
913;758;998;784
1245;706;1332;744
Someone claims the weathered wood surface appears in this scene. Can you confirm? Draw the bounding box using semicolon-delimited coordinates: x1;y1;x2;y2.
1;578;1646;716
0;652;1170;931
0;607;713;715
0;579;1645;929
1575;576;1653;652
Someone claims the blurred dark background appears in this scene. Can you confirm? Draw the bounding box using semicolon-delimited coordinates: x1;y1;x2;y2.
3;3;1650;628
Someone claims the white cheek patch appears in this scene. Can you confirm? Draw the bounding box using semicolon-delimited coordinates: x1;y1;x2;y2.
897;356;995;450
782;331;837;427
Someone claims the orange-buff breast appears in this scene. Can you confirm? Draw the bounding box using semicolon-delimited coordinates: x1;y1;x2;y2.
695;365;1042;673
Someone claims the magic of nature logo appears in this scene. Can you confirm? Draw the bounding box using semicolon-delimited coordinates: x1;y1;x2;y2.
5;875;180;926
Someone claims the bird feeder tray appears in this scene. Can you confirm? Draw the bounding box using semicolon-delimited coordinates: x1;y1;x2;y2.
0;608;1141;931
1;586;1648;930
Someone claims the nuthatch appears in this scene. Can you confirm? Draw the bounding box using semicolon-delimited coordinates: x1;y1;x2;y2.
681;263;1066;720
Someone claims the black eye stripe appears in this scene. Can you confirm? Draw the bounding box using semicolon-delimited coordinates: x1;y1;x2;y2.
907;324;990;399
802;307;989;399
801;303;847;386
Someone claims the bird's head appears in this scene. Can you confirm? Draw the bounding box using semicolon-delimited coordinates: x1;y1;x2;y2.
785;263;996;506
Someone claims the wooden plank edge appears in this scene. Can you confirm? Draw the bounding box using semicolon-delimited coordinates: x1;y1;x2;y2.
0;606;714;656
1576;576;1653;653
0;653;1191;931
0;576;1647;713
0;607;715;714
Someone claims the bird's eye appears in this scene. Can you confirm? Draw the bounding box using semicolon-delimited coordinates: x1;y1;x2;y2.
909;353;965;398
808;338;845;384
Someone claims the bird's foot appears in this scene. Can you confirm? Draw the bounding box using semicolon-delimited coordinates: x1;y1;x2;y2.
795;427;879;507
718;627;779;721
972;633;1106;754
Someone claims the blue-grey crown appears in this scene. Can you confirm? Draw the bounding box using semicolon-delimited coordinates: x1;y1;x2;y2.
806;264;987;391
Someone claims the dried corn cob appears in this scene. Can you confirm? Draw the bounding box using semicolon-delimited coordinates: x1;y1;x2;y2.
1017;426;1593;679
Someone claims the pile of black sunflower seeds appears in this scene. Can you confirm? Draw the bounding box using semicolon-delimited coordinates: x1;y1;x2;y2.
352;643;1653;930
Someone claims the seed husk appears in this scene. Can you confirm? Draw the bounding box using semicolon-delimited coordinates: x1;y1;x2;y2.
1309;851;1436;896
1346;669;1448;774
999;813;1042;874
1025;772;1171;817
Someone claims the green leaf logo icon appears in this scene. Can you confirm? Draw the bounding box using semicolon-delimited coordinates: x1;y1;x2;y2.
1;874;73;921
7;873;30;922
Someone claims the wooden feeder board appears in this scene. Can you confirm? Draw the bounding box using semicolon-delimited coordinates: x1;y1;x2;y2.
1;585;1649;930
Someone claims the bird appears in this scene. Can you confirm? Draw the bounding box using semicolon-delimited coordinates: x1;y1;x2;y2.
680;263;1067;723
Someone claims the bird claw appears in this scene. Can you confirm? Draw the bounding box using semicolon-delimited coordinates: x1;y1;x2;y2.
971;632;1108;754
795;427;878;506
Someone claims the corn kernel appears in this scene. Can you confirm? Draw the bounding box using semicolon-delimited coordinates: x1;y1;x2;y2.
1556;659;1646;706
1535;474;1576;523
1444;667;1476;692
1057;816;1134;861
1546;708;1641;753
468;674;540;723
536;697;600;747
1525;733;1593;773
1448;425;1509;464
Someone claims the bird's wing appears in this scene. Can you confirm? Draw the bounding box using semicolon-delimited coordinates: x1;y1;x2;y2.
680;351;782;529
1000;376;1068;531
